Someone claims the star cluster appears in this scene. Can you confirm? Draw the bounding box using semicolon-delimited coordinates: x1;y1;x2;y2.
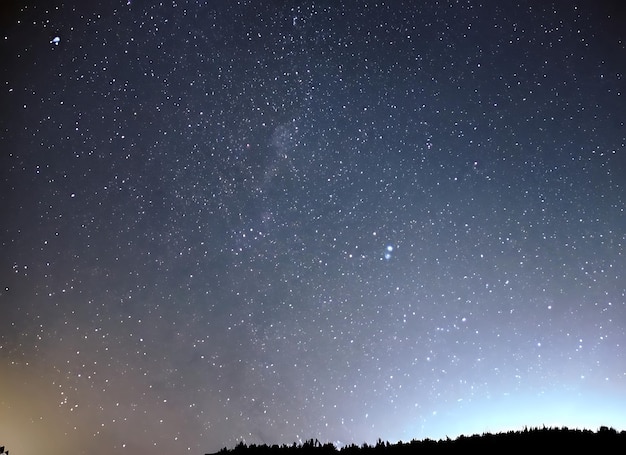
1;1;625;454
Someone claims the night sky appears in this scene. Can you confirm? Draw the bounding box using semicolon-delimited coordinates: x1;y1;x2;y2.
1;1;626;454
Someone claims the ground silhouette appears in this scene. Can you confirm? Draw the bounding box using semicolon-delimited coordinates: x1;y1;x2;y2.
208;426;625;454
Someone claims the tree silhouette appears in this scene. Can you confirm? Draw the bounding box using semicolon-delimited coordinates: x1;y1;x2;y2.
206;427;626;455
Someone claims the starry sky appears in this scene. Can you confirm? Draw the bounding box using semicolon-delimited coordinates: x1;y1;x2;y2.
1;1;626;454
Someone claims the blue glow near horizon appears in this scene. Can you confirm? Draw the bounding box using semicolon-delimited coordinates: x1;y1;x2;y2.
398;387;626;443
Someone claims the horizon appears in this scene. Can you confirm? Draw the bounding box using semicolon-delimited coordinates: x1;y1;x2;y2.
213;424;625;451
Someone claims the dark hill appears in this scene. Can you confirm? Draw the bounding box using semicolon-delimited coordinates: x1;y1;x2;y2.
208;426;625;455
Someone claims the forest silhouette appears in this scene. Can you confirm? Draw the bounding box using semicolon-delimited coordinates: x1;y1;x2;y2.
208;426;625;455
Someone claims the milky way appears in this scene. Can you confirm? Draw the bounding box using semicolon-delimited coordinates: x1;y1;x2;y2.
1;1;625;454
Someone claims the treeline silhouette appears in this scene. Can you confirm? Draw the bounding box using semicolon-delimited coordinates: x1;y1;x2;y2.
208;426;625;455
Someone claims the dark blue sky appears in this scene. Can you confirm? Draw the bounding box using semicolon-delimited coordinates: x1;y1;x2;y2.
1;1;625;454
